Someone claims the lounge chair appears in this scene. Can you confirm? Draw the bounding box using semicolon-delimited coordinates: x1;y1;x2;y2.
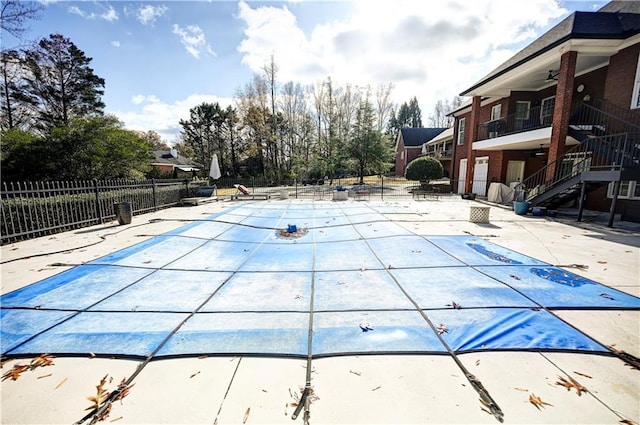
231;184;273;200
180;186;218;206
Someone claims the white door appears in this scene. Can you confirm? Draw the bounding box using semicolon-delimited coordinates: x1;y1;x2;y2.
472;156;489;196
458;158;467;194
506;161;525;186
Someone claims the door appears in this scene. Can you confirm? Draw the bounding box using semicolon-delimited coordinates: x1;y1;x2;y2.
506;161;525;186
472;156;489;196
458;158;467;194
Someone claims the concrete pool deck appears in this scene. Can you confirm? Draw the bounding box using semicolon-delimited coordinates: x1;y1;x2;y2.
1;196;638;424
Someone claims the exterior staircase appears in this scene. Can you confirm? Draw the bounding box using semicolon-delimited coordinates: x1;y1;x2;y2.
521;99;640;209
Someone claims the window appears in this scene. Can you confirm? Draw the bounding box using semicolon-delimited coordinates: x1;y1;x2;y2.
607;181;640;199
515;101;530;120
632;52;640;109
541;96;555;125
457;118;466;145
490;104;502;121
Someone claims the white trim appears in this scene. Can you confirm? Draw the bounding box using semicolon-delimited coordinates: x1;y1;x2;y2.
457;118;466;145
608;181;640;199
473;127;553;151
491;104;502;121
631;52;640;109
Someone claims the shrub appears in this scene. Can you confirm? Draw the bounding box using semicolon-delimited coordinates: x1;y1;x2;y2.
405;156;444;184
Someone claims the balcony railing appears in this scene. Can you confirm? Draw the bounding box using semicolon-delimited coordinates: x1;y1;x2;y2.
477;105;553;141
424;149;453;159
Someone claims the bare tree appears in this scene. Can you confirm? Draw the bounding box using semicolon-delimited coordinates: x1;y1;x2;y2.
375;83;395;132
1;0;43;40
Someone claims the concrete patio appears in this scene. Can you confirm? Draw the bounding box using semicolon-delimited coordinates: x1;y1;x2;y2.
1;196;638;424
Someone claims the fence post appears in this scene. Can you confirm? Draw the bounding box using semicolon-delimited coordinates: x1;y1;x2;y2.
93;179;103;224
381;176;384;201
151;178;158;211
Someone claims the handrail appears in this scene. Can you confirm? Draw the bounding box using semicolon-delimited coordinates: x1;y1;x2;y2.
570;100;640;136
591;98;640;127
520;132;636;201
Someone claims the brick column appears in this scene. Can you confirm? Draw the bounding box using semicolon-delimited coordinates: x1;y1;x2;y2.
465;95;481;193
546;50;577;182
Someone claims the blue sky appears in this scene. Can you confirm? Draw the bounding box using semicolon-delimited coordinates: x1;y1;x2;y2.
4;0;609;143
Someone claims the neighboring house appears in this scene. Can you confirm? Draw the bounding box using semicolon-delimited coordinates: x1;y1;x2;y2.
151;149;202;178
450;0;640;223
395;127;448;177
421;127;454;178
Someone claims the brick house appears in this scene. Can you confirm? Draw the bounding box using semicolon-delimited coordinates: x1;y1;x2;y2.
151;149;202;178
450;1;640;224
394;127;448;177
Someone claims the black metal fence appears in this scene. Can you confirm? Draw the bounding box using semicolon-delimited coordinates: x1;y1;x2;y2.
213;175;456;201
1;179;191;244
1;176;463;244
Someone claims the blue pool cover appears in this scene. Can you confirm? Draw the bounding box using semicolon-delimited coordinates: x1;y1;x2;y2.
2;201;639;359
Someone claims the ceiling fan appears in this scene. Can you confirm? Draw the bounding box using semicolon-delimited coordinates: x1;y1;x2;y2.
545;70;559;82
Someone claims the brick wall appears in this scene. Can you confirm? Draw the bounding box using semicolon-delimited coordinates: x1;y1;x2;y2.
604;42;640;110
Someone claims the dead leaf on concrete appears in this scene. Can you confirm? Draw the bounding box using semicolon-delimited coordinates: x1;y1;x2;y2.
555;375;587;396
528;393;553;410
573;371;592;379
55;377;68;389
2;364;29;381
243;407;250;424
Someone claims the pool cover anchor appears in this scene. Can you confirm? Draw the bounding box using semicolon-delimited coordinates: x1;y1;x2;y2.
291;386;309;421
468;372;504;423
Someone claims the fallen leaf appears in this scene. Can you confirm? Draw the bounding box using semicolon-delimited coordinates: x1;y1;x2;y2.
109;417;123;422
55;377;67;389
31;354;55;368
114;378;134;402
190;371;200;378
555;375;587;396
89;352;96;359
2;364;29;381
509;274;521;280
475;359;480;366
529;393;553;410
37;373;52;379
349;370;361;376
372;386;381;391
243;407;251;424
573;371;592;379
597;261;607;264
514;387;528;392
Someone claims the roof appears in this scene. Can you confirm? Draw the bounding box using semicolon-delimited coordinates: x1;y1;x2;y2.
426;127;454;145
460;4;640;97
398;128;448;147
151;150;203;169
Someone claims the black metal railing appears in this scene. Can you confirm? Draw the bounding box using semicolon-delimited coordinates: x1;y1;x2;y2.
477;104;553;141
1;179;190;244
424;148;453;159
520;132;636;201
1;176;463;243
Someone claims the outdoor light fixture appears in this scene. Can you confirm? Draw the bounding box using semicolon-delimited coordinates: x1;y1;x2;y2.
545;70;559;82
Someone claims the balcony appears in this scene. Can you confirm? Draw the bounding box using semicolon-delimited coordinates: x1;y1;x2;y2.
477;105;553;142
424;148;453;160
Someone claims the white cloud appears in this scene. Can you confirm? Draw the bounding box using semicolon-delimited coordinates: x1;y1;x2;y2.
113;94;233;143
101;6;118;22
68;4;118;22
136;4;167;25
236;0;567;118
172;24;216;59
111;41;120;48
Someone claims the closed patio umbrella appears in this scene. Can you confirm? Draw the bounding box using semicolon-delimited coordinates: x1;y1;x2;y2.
209;153;221;180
